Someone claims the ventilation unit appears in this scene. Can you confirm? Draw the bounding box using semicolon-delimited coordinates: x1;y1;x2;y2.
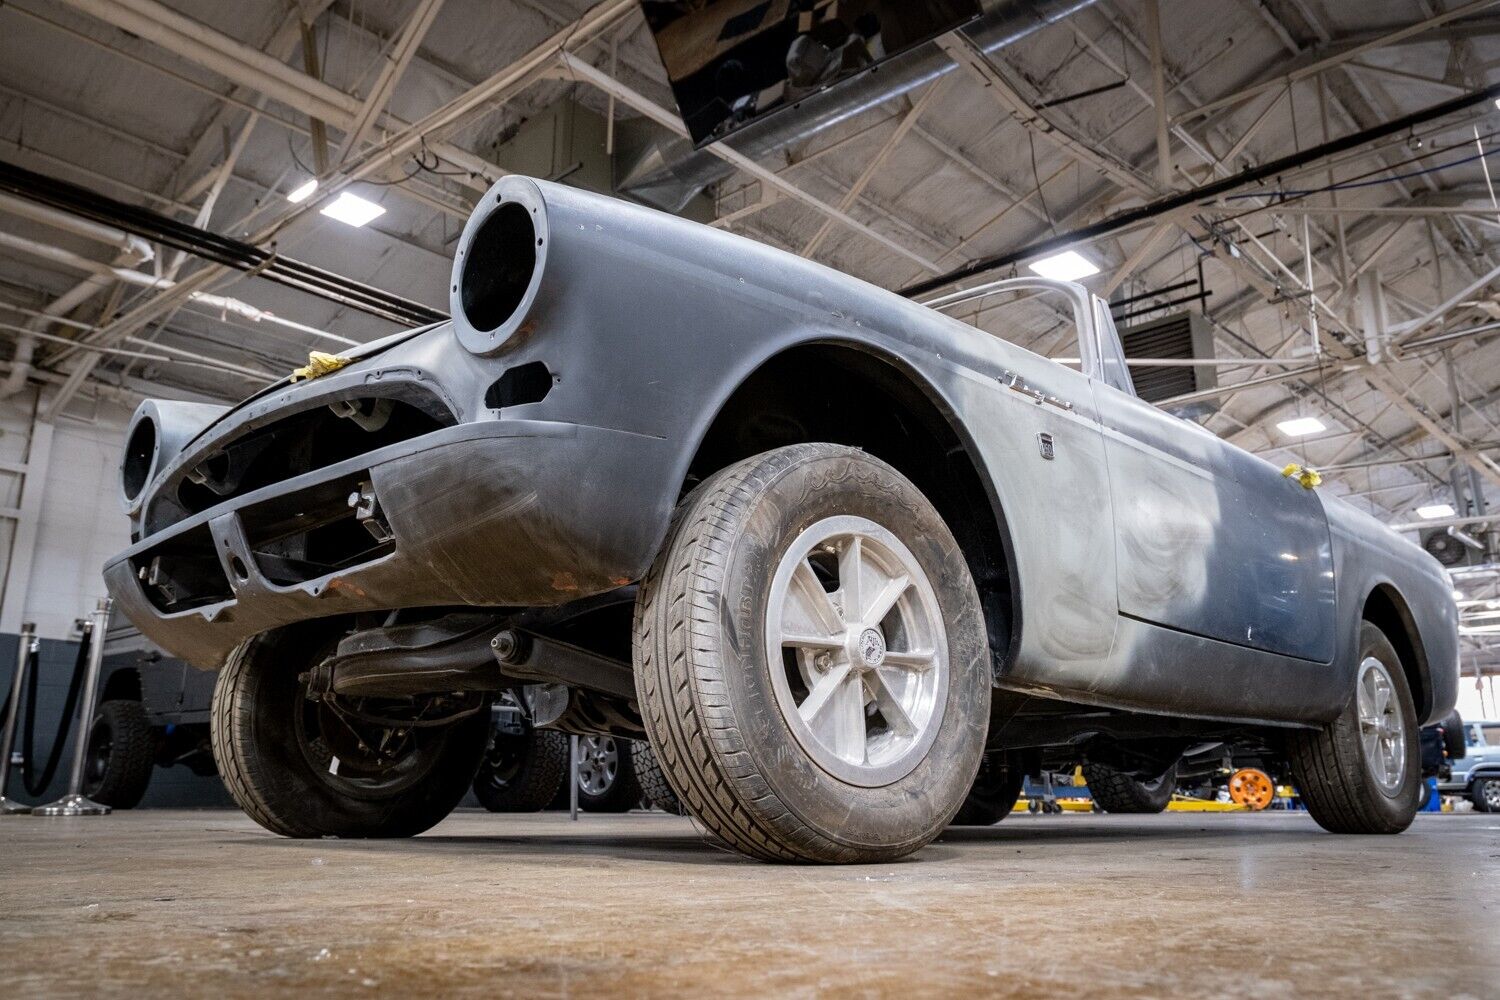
1117;310;1218;411
1420;526;1484;568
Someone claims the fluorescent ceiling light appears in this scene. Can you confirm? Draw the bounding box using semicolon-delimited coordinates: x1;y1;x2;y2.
1276;416;1326;437
1416;503;1456;519
1027;250;1099;282
1453;589;1465;602
320;192;385;228
286;178;319;203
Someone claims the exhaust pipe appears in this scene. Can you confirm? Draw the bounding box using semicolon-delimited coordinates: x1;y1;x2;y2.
617;0;1100;211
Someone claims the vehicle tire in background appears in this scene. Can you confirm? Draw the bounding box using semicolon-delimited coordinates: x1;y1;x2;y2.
1083;761;1178;814
632;740;686;815
83;699;156;809
951;752;1024;826
1473;776;1500;813
577;735;642;812
1439;710;1465;761
635;444;990;863
211;622;490;838
1287;622;1420;834
472;724;570;813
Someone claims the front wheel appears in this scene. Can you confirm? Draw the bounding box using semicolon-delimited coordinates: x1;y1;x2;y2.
472;719;570;813
211;621;490;838
1287;622;1420;834
635;444;991;863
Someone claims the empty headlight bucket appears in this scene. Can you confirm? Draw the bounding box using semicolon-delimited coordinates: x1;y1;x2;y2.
450;176;549;356
120;399;228;514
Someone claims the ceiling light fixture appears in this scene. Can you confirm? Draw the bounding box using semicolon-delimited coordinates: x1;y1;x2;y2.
1027;250;1099;282
320;192;385;228
1416;503;1456;519
1276;416;1325;437
286;178;319;204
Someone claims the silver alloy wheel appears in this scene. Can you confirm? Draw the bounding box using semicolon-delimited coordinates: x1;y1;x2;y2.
764;514;948;787
576;735;618;796
1356;656;1406;793
1483;778;1500;811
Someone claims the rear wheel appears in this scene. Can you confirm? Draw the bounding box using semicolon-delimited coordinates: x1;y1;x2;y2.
951;752;1024;826
1288;622;1420;834
83;699;156;809
472;720;569;813
1474;776;1500;813
211;622;490;838
1083;761;1178;814
576;735;642;812
635;444;990;863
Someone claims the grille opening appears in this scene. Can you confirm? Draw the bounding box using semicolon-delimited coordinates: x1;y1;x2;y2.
484;361;553;409
132;525;231;613
461;201;536;333
240;471;394;586
173;395;451;519
122;416;157;502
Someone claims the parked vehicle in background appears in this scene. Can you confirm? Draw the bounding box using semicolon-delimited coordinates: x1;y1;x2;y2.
86;627;217;809
1440;718;1500;812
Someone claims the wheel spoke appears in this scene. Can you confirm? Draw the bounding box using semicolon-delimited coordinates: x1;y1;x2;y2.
782;633;843;650
867;667;917;738
838;535;863;627
791;559;844;636
798;663;854;726
1374;680;1391;718
864;573;911;627
827;676;868;762
881;648;937;671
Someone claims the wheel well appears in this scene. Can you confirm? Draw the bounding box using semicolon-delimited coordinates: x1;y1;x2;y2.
1364;584;1431;721
101;667;142;704
685;342;1018;665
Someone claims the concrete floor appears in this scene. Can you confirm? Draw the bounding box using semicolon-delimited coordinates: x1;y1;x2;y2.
2;809;1496;998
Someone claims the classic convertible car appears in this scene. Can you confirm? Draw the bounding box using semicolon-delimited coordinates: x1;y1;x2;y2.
106;177;1458;862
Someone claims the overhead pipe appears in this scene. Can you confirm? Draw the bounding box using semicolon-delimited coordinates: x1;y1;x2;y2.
0;230;351;347
615;0;1101;211
0;198;154;400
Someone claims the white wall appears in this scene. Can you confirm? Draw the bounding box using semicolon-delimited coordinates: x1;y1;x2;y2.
0;385;133;640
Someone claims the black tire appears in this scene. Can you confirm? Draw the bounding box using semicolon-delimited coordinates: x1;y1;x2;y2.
472;724;570;812
576;735;641;812
211;621;490;838
1473;776;1500;813
1440;710;1466;761
1288;621;1421;834
632;740;686;815
1416;779;1433;811
634;444;991;863
951;752;1024;825
82;699;156;809
1083;761;1178;814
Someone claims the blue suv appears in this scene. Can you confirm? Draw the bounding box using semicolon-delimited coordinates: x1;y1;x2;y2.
1439;719;1500;812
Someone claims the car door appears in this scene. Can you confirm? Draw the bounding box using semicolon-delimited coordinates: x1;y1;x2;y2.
1087;305;1336;663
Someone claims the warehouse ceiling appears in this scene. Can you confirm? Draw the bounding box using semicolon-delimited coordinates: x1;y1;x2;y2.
1;0;1499;669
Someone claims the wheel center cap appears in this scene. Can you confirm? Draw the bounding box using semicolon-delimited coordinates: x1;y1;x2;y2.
857;628;886;667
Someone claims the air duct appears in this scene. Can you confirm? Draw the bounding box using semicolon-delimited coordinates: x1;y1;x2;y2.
616;0;1100;211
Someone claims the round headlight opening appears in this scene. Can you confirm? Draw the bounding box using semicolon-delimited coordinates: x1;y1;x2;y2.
459;201;536;333
122;415;157;503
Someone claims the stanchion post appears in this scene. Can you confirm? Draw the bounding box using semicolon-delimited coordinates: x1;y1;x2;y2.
0;621;37;814
34;599;113;817
569;734;580;821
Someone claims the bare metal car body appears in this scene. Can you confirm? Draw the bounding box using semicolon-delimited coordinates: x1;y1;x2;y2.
105;177;1459;739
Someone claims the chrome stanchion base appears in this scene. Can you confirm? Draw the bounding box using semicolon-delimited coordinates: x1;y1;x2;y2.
0;796;32;815
32;793;110;817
